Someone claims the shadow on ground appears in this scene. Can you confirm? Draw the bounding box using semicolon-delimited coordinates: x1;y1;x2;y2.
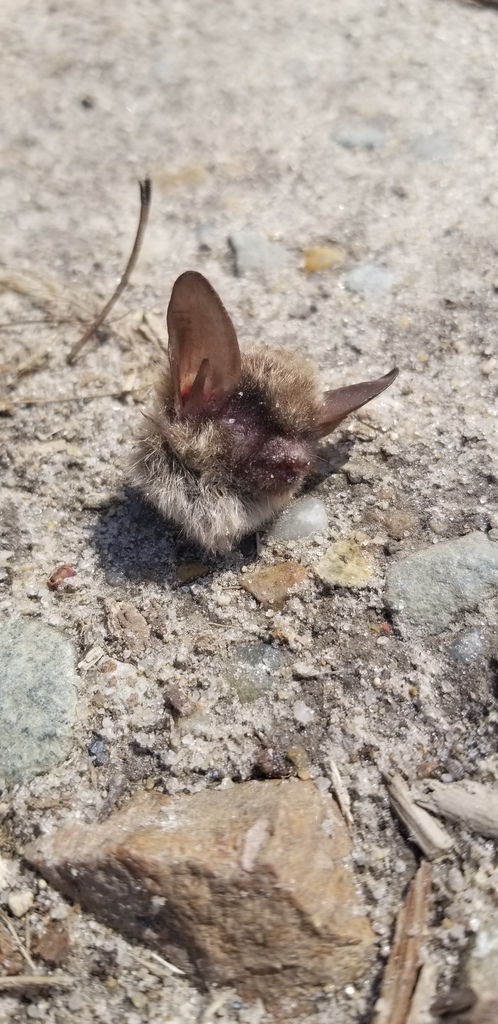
92;487;259;585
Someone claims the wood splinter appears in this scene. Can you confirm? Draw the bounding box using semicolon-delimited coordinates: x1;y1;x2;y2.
371;861;432;1024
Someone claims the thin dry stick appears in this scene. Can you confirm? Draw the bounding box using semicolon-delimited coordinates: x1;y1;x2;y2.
67;177;152;366
17;386;147;408
0;908;36;972
328;757;353;825
0;975;73;990
371;861;432;1024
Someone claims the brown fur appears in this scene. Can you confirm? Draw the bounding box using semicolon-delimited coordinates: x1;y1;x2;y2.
132;347;321;554
130;272;398;554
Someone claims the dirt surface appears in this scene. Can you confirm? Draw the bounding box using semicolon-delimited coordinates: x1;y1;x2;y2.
1;1;498;1022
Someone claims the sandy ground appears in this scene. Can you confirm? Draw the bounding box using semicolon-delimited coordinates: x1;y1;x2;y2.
1;0;498;1021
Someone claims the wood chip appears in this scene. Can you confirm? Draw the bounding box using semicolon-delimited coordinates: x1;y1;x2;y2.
415;779;498;840
406;961;438;1024
371;861;432;1024
386;774;454;859
328;757;353;825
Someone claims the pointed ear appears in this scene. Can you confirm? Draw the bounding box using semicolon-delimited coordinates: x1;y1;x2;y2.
167;271;242;417
317;367;399;438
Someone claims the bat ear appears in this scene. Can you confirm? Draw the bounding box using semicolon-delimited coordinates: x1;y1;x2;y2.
167;271;242;417
317;367;399;438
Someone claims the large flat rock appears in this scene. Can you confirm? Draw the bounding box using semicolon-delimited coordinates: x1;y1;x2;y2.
0;619;77;784
385;533;498;636
26;779;374;1009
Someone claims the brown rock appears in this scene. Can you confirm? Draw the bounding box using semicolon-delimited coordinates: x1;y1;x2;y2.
241;562;309;609
33;922;70;965
25;780;374;1009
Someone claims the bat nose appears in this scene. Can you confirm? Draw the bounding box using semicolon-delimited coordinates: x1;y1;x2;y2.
258;438;311;485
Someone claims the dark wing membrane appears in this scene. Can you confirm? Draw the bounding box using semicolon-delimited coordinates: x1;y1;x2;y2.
317;367;399;438
167;271;241;416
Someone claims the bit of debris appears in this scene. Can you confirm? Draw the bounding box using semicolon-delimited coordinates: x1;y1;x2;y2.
415;779;498;841
47;564;76;590
386;773;454;859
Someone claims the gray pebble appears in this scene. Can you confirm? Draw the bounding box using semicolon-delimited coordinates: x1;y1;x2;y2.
224;643;281;703
344;263;394;299
67;992;85;1012
0;619;78;783
269;496;328;541
448;628;485;664
195;222;218;251
385;532;498;636
409;134;456;163
228;230;290;276
333;119;387;151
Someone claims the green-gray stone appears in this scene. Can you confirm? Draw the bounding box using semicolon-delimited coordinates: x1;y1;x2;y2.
385;532;498;637
0;619;78;784
224;643;281;704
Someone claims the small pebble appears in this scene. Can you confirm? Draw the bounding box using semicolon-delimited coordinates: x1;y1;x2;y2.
409;134;456;162
224;643;282;703
448;629;484;664
269;496;328;541
292;662;320;679
303;245;346;273
293;700;315;726
315;538;373;590
286;745;311;779
8;889;34;917
88;738;106;766
256;748;289;779
448;867;465;893
333;118;387;151
228;230;289;275
240;561;308;608
67;993;85;1012
345;263;394;299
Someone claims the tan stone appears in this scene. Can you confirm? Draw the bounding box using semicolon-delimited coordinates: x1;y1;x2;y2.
240;562;309;609
25;780;374;1009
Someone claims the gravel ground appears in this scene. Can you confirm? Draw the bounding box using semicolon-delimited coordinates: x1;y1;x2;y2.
1;1;498;1022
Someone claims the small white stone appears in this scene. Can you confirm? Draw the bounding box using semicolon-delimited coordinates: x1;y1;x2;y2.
67;993;85;1012
292;661;320;679
293;700;315;726
269;496;328;541
8;889;34;917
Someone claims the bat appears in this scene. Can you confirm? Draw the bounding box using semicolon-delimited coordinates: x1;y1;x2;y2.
132;271;398;554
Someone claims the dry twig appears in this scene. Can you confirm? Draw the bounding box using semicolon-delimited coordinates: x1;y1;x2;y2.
328;757;353;825
406;961;438;1024
67;178;151;365
0;974;73;990
0;908;36;972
